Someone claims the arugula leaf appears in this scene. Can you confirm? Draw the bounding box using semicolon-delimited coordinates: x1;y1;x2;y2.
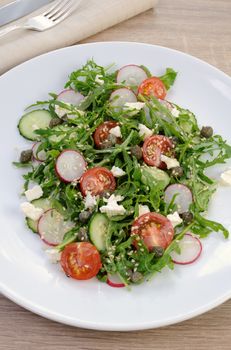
159;68;177;90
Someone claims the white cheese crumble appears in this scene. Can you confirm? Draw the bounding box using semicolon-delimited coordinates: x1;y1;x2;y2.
20;202;43;220
84;191;97;209
123;102;145;116
109;126;122;138
45;248;61;264
95;74;104;85
171;106;180;117
220;168;231;185
167;211;183;227
160;155;180;169
100;194;126;217
138;123;153;139
124;102;145;110
25;185;43;202
111;166;126;177
138;205;150;217
55;104;70;118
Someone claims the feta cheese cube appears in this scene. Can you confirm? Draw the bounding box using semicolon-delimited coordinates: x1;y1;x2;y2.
84;191;97;209
160;155;180;169
100;194;126;217
55;104;70;118
25;185;43;202
109;126;122;138
220;169;231;185
167;211;183;227
111;166;126;177
138;123;153;139
138;205;150;217
20;202;44;220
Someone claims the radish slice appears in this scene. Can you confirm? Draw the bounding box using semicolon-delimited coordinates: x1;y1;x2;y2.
55;89;85;117
107;274;125;288
32;142;47;162
116;64;148;88
109;88;137;112
171;233;202;265
38;209;74;246
164;184;193;214
55;149;86;183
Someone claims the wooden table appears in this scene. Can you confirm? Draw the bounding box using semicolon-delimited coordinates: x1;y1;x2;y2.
1;0;231;348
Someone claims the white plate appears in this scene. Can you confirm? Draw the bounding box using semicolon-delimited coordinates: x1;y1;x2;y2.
0;42;231;331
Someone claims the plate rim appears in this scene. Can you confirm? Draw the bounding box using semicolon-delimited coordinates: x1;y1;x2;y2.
0;41;231;331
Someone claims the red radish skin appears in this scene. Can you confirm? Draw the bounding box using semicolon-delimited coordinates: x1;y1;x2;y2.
55;149;87;183
164;184;193;214
171;234;202;265
116;64;148;89
32;142;47;162
38;209;74;246
57;89;84;105
107;274;125;288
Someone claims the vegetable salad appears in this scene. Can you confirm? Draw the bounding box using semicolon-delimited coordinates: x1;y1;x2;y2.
14;60;231;287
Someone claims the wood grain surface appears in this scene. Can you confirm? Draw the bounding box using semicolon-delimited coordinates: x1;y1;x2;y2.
1;0;231;349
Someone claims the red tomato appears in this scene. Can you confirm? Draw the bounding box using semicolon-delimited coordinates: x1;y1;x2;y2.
131;212;174;251
80;167;116;196
93;121;120;148
138;77;167;100
61;242;101;280
142;135;173;168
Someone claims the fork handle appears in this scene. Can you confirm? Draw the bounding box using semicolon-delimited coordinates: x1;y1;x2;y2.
0;25;21;38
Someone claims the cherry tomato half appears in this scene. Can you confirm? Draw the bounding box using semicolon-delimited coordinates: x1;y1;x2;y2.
131;212;174;251
61;242;101;280
80;167;116;196
93;121;120;148
138;77;167;100
142;135;173;168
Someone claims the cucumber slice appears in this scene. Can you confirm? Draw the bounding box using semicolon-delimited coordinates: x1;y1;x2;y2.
18;110;52;141
26;197;51;233
89;213;109;251
140;165;170;190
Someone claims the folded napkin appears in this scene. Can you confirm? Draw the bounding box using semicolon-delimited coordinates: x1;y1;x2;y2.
0;0;157;75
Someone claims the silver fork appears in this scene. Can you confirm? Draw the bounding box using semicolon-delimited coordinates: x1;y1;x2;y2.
0;0;82;38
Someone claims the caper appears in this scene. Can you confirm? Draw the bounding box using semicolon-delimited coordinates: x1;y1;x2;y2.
170;136;178;147
20;149;33;163
181;211;194;224
49;117;63;128
200;126;213;138
131;271;143;283
77;227;89;241
151;246;164;258
79;211;92;223
130;145;143;160
99;190;111;199
171;166;184;178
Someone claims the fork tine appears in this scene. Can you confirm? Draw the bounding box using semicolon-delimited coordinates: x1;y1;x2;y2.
43;0;63;16
46;0;72;19
53;6;76;24
48;0;73;19
51;0;77;22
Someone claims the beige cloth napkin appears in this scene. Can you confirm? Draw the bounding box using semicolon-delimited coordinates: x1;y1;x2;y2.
0;0;157;75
